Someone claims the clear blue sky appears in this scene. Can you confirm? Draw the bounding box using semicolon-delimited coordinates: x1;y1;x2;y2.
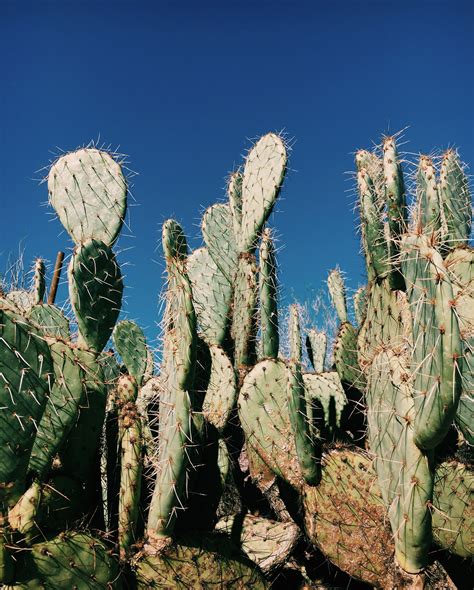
2;0;473;346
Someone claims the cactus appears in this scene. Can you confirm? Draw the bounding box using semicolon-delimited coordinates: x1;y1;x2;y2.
135;533;268;589
48;148;127;247
69;239;123;352
356;136;472;573
259;229;279;359
305;329;326;373
113;320;148;386
146;220;197;545
28;304;70;339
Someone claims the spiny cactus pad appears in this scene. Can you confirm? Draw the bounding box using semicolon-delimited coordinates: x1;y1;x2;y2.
202;345;236;432
113;320;148;386
69;239;123;352
28;304;70;339
48;148;127;247
0;310;53;506
135;534;267;589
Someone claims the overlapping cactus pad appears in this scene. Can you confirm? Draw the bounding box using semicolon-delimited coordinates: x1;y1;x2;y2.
0;133;471;589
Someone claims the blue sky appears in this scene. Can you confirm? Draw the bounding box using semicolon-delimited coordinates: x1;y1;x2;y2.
2;0;473;346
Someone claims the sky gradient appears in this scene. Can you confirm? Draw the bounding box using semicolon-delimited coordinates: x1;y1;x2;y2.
2;0;473;346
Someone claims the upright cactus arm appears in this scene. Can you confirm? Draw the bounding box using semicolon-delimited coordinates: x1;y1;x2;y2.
287;306;320;485
117;374;142;561
32;259;46;305
228;171;243;239
383;137;407;243
414;156;441;236
353;285;368;327
202;204;239;283
356;164;390;281
306;329;326;372
327;268;347;323
439;149;472;249
259;229;279;359
401;236;463;449
147;220;197;545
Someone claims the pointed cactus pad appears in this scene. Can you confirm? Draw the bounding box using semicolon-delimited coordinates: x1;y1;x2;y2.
69;239;123;352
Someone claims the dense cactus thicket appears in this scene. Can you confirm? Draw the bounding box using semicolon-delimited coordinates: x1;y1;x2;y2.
0;133;471;589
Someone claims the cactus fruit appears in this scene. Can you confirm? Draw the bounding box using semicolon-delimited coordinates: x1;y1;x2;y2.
69;239;123;352
48;148;127;247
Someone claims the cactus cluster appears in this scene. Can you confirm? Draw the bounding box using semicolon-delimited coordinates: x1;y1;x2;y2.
0;132;471;589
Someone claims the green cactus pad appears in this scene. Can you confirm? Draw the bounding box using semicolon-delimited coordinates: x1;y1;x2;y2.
305;329;326;373
401;235;462;449
162;219;188;261
333;321;365;389
327;268;347;324
8;480;41;539
32;259;46;305
135;533;267;589
5;290;34;313
48;148;127;247
259;229;279;359
113;320;148;386
0;310;53;506
445;246;474;444
202;203;239;283
228;171;243;238
28;342;86;479
33;475;84;533
303;372;347;431
357;166;390;281
215;514;300;573
353;285;368;327
202;345;236;432
187;247;232;347
439;149;471;249
27;531;121;589
69;239;123;352
239;359;303;489
231;255;258;373
28;304;70;339
147;225;197;541
432;460;473;557
239;133;287;253
414;156;441;236
382;136;407;256
118;376;143;560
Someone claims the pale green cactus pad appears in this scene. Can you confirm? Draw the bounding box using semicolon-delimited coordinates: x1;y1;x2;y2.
187;247;232;347
303;371;347;431
215;513;300;573
202;345;236;432
202;203;239;283
48;148;127;247
239;133;287;253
